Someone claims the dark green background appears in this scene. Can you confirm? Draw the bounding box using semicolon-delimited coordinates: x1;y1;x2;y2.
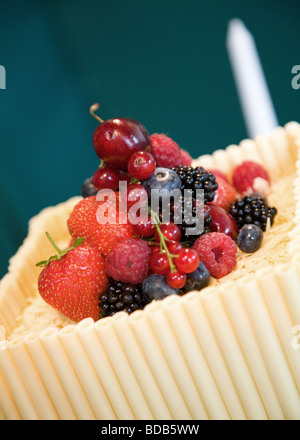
0;0;299;278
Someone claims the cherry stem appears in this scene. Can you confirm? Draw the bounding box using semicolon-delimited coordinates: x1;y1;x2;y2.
89;103;104;123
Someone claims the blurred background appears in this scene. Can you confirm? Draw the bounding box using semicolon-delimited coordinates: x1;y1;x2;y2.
0;0;299;278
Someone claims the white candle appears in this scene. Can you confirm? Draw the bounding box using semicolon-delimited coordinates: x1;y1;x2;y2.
226;19;278;138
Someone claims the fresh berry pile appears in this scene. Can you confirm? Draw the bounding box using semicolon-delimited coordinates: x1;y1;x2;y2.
36;105;278;322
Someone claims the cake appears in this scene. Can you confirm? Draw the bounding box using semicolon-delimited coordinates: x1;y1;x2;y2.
0;120;300;420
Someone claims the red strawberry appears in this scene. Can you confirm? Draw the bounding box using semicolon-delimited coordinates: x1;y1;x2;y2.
67;195;138;257
232;161;270;196
37;234;109;322
212;176;237;210
208;169;230;184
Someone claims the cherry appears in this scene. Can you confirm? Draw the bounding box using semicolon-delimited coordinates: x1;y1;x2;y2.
127;151;156;180
90;104;151;170
175;248;200;274
150;251;170;275
92;165;123;191
208;203;238;240
166;270;187;289
154;222;181;244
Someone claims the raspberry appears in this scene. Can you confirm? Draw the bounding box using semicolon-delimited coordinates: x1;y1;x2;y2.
179;149;193;166
150;133;182;168
232;161;270;196
212;176;237;210
192;232;237;279
105;238;152;284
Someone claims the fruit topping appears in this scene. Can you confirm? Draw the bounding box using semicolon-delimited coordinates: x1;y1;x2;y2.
36;107;280;323
154;222;182;243
172;165;218;203
174;248;200;274
37;233;109;322
181;261;211;294
81;177;98;198
92;165;123;191
212;176;237;210
232;160;270;196
179;149;193;166
142;274;180;301
236;224;264;253
192;232;237;279
141;167;182;198
99;280;148;318
208;203;238;240
127;150;156;181
228;193;277;232
67;195;137;257
166;270;187;289
91;104;151;170
150;133;182;168
105;238;152;284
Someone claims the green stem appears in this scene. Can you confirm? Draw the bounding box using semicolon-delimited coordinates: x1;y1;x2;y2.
46;232;63;255
148;207;177;273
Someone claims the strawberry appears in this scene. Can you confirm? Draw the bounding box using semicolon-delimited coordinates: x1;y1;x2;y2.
67;195;138;258
207;169;230;184
37;233;109;322
212;176;237;210
232;161;270;196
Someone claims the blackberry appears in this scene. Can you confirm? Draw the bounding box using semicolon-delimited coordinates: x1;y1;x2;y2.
172;166;218;203
170;166;217;243
99;280;149;318
228;193;277;232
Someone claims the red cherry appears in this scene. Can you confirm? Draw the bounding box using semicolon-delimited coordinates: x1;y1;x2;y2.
175;248;199;274
208;203;238;240
92;165;122;190
154;223;182;243
127;151;156;180
132;216;155;238
92;117;151;170
166;271;187;289
150;251;170;275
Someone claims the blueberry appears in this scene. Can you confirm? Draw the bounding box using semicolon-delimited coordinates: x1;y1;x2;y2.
141;167;182;197
81;177;98;198
142;274;179;301
181;261;211;293
236;224;263;253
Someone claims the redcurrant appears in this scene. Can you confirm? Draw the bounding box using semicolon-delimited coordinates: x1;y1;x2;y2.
154;222;181;243
175;248;199;274
166;271;187;289
150;251;170;275
127;151;156;180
